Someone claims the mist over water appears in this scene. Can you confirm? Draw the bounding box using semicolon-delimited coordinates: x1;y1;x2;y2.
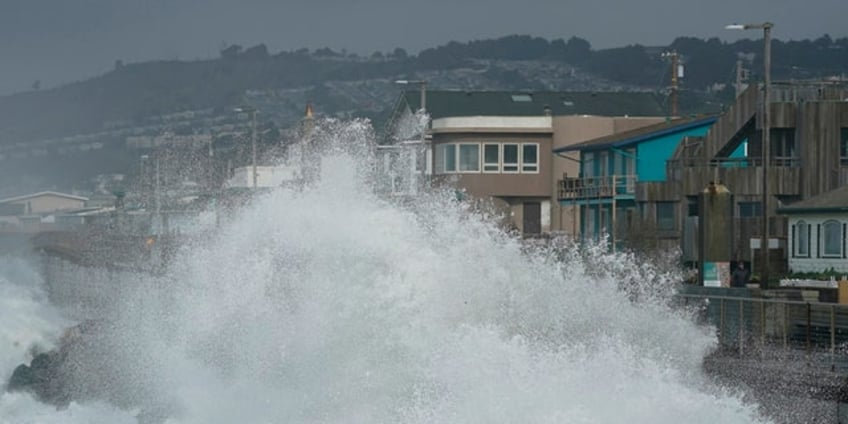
1;120;770;423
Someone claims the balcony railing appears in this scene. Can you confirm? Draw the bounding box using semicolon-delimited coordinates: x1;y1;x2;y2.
667;157;800;182
557;174;637;201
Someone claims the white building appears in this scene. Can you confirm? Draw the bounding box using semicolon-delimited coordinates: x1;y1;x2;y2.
225;165;299;189
780;185;848;273
0;191;89;230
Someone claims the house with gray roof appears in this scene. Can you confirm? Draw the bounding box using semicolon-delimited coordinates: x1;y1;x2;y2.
779;185;848;273
382;89;669;236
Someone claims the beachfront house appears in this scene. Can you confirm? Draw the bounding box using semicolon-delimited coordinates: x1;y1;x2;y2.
555;116;718;247
779;185;848;274
384;89;668;236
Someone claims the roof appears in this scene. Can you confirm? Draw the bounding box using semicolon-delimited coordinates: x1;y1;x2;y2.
400;90;666;119
0;191;88;204
778;185;848;214
553;116;717;153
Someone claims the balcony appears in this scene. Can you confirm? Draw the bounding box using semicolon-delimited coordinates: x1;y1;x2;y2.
667;157;802;197
558;174;637;201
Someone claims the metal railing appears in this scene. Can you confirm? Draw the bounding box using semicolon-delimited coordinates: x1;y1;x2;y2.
557;174;637;201
677;292;848;368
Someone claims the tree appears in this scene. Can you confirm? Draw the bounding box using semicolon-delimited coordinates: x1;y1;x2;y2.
242;44;269;61
390;48;408;60
564;36;592;63
220;44;243;60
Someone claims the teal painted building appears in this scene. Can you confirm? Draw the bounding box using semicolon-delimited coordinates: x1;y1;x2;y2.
555;116;724;244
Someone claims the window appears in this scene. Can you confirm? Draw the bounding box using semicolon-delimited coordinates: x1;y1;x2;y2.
599;151;609;176
584;207;596;239
511;94;532;102
687;198;699;217
841;128;848;166
434;142;538;175
739;201;762;218
582;152;594;177
796;220;809;257
458;144;480;172
503;144;519;173
656;202;676;231
522;144;538;172
771;129;796;159
624;148;636;176
445;144;457;172
822;220;843;257
483;144;500;172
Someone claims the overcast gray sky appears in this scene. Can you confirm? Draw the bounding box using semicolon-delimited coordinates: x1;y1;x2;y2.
1;0;845;95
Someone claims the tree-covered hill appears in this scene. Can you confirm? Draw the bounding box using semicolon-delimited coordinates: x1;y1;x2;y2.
1;33;845;145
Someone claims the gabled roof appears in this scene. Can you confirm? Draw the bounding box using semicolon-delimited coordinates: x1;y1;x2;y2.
778;185;848;214
553;115;717;153
400;90;666;119
0;191;88;204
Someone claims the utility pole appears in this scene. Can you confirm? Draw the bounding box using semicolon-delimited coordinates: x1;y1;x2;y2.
234;106;259;188
250;109;257;189
662;51;681;116
670;52;680;117
154;152;161;234
735;59;747;98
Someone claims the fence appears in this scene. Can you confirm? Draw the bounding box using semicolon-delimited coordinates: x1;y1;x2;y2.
677;292;848;369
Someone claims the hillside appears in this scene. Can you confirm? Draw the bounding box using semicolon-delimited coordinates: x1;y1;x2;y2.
0;34;845;195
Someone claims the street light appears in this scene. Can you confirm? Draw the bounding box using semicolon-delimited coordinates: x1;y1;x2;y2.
394;79;427;113
727;22;773;284
234;106;258;188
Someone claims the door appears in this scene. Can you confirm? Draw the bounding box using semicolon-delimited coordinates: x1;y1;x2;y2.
523;202;542;235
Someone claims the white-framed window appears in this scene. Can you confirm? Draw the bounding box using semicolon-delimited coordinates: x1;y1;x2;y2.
458;144;480;172
503;144;520;173
795;220;809;257
822;219;843;258
483;144;500;172
435;144;456;174
434;142;540;175
522;143;538;173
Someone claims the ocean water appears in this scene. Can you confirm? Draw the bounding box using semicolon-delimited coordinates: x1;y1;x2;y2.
0;120;770;423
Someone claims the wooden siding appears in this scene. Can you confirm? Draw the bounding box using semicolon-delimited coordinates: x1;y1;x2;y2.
675;166;801;198
635;182;679;202
700;86;759;159
796;101;848;199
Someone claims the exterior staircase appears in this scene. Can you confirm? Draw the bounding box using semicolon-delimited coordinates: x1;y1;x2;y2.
682;85;759;162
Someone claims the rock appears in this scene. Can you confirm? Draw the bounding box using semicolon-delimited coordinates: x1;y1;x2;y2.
7;364;33;391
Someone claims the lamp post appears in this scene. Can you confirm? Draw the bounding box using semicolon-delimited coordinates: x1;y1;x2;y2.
726;22;773;284
234;106;258;188
394;79;427;113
